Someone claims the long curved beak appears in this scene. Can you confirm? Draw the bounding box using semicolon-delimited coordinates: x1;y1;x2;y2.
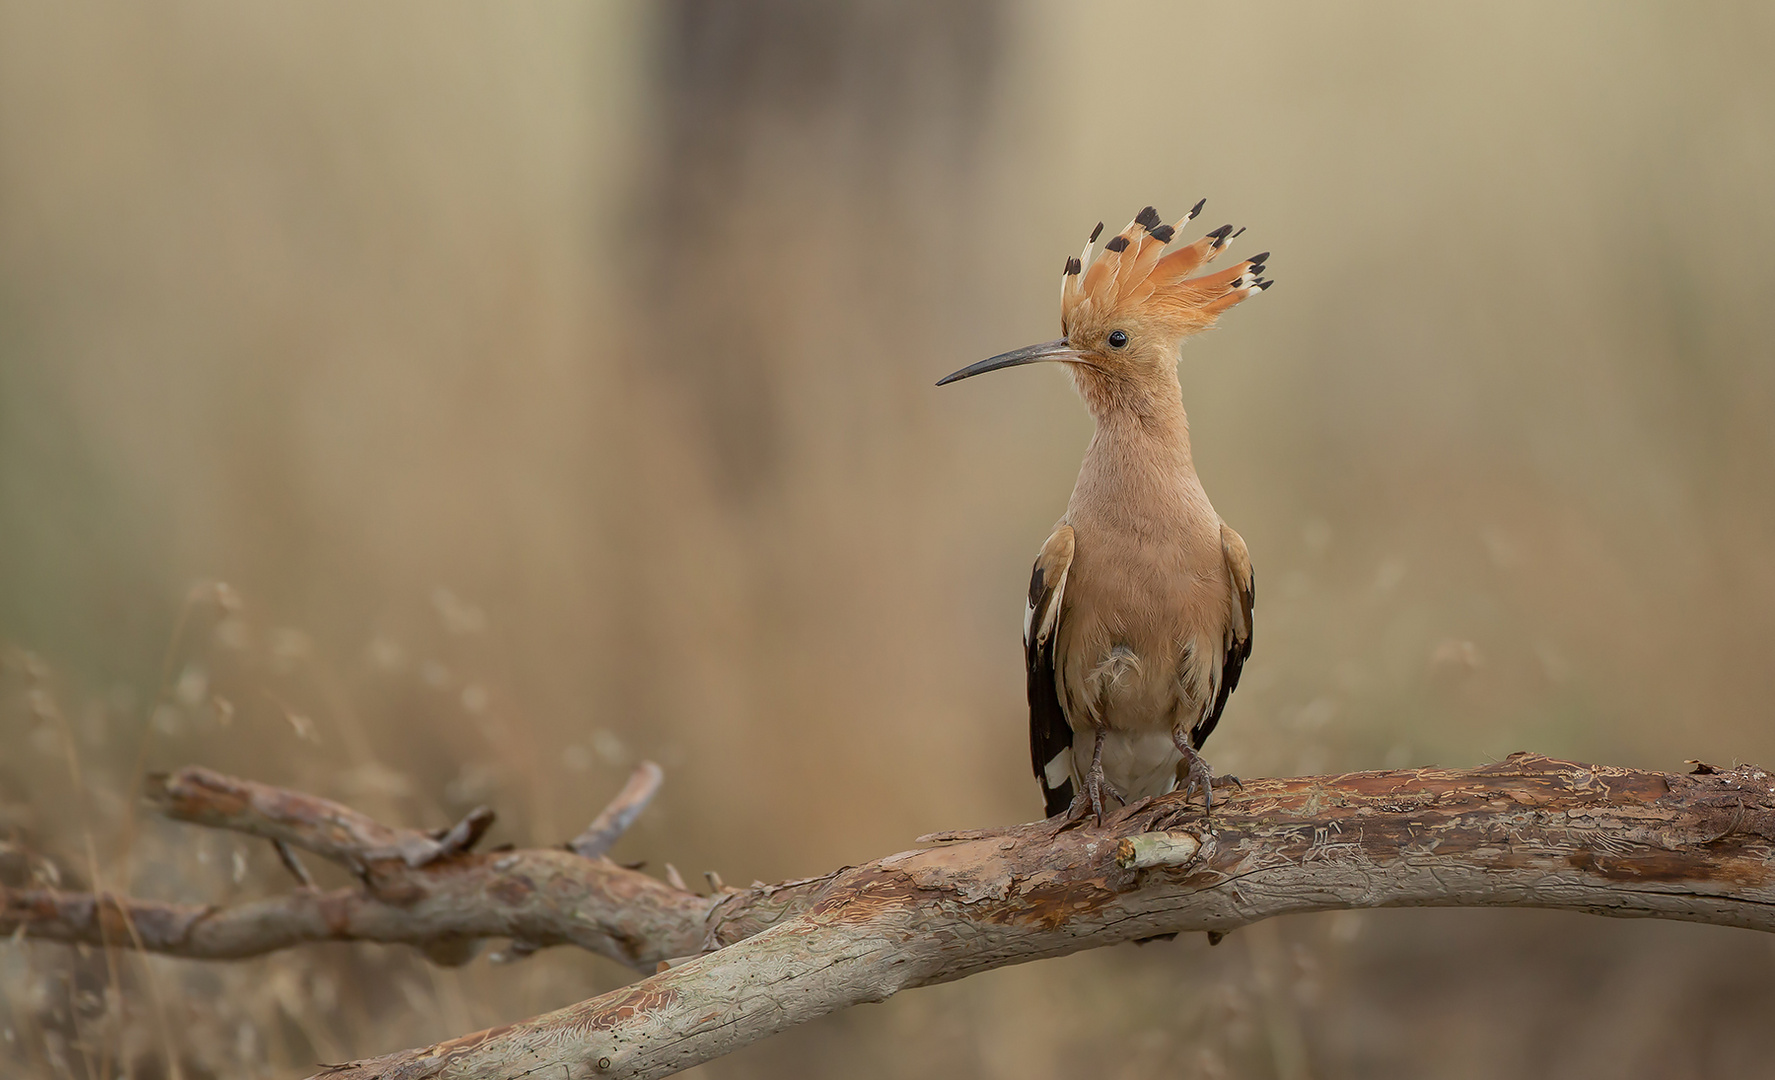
936;339;1077;386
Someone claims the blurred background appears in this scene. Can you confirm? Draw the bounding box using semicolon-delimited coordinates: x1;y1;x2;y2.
2;1;1774;1077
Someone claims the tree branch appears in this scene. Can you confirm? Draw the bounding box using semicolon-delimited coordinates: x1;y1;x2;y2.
570;761;664;860
310;754;1775;1079
1;762;760;969
8;754;1775;1080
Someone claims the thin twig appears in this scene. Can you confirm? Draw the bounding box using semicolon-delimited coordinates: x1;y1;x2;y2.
272;840;316;888
433;806;496;858
570;761;664;859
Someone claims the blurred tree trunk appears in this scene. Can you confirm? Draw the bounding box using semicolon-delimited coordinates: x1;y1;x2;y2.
638;0;1004;498
600;2;1011;848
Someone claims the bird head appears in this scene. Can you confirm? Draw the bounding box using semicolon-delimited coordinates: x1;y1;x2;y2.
937;203;1270;394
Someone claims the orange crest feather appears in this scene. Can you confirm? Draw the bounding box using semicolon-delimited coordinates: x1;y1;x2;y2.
1060;202;1271;341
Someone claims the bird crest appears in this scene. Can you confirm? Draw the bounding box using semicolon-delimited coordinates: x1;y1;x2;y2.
1060;201;1270;342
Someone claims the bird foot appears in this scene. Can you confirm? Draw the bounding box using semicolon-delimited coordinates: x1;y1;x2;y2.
1085;759;1128;825
1046;773;1126;834
1174;743;1221;816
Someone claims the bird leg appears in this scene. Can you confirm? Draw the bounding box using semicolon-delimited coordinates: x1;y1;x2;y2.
1172;729;1221;815
1050;724;1119;832
1085;722;1113;823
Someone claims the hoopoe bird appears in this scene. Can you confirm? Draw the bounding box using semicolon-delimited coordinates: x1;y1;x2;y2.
939;202;1268;823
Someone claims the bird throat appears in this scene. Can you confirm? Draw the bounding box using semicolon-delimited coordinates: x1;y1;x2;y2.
1069;364;1194;466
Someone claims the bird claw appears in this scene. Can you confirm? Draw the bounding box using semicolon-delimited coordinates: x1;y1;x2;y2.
1173;744;1225;817
1046;767;1126;835
1085;757;1128;826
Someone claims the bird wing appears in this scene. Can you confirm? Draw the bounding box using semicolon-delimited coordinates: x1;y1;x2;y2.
1026;523;1076;817
1194;522;1255;750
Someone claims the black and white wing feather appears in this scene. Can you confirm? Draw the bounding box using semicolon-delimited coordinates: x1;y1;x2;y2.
1193;522;1254;750
1026;524;1076;817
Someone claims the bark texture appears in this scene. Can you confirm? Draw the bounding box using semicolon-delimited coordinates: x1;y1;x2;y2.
7;754;1775;1080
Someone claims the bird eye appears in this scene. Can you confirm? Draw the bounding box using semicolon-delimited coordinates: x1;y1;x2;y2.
1107;330;1129;348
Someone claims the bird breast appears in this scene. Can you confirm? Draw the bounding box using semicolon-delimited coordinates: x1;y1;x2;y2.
1055;511;1229;738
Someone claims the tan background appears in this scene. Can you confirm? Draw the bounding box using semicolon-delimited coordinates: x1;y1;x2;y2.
2;2;1773;1077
